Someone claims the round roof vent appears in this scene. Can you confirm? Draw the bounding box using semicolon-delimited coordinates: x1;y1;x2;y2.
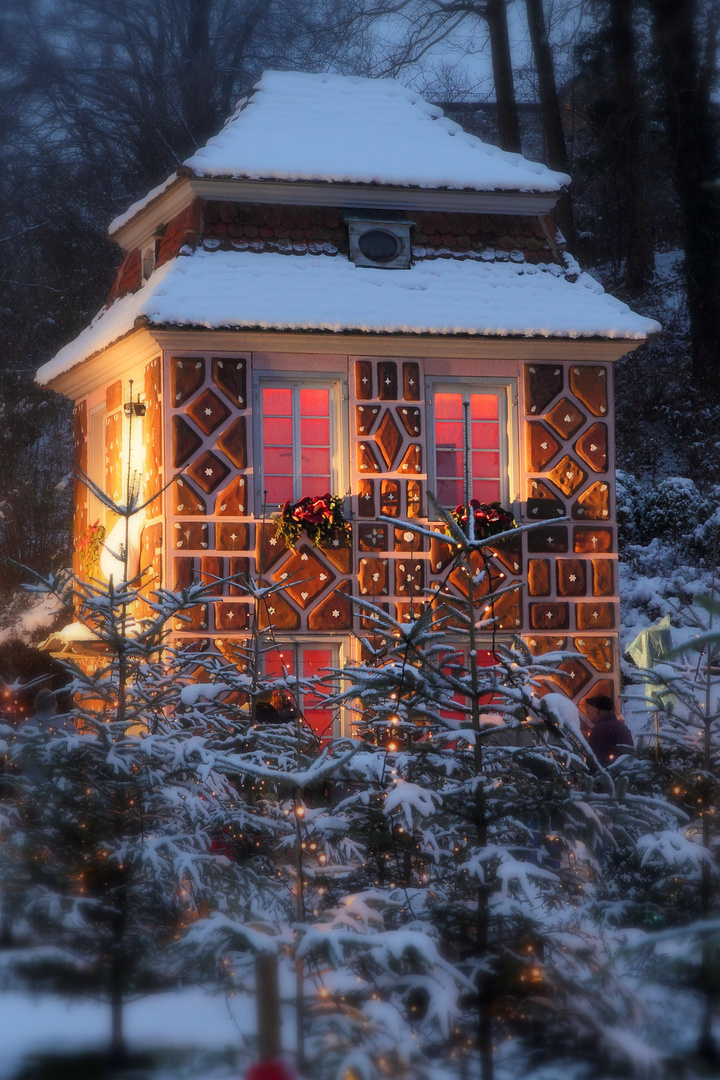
346;217;412;269
358;229;400;264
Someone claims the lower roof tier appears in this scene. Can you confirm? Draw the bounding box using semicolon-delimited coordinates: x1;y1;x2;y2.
37;249;661;387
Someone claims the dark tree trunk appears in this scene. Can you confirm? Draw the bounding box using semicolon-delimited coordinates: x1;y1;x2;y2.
524;0;576;249
698;647;718;1065
486;0;521;153
181;0;215;145
649;0;720;395
609;0;654;293
0;910;13;948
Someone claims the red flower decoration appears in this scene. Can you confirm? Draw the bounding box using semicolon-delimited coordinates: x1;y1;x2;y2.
446;501;515;541
273;493;350;550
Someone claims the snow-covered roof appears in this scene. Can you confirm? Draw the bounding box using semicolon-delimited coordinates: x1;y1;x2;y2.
182;71;569;193
37;249;660;386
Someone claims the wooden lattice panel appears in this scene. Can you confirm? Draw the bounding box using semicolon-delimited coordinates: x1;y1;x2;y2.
72;401;88;578
136;358;164;618
349;356;522;631
165;354;254;639
155;348;620;713
164;352;354;643
520;360;619;707
144;357;163;519
105;380;123;508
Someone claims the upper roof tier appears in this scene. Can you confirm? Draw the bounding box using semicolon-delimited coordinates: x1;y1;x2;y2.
183;71;569;191
109;71;570;237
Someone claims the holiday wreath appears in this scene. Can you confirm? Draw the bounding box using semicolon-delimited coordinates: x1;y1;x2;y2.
76;519;107;576
447;500;516;540
273;493;351;550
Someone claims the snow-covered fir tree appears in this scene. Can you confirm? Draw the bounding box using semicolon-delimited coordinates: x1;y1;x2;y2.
623;590;720;1069
0;473;287;1066
299;501;669;1080
164;565;363;1073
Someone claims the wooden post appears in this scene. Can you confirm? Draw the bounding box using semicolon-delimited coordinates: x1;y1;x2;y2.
255;953;281;1061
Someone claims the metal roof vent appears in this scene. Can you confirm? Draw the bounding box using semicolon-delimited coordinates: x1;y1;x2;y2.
344;211;412;269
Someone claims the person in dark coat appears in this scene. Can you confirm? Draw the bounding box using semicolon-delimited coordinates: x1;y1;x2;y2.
254;690;299;724
29;689;75;734
586;694;634;768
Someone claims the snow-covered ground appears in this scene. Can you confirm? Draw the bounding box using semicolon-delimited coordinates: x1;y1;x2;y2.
0;984;709;1080
0;988;252;1080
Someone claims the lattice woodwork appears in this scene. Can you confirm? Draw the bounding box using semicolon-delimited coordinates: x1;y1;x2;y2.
105;407;122;505
576;423;608;473
521;359;618;708
547;455;586;497
153;350;620;713
576;602;615;630
556;558;587;597
526;421;561;472
569;365;608;416
72;401;88;579
165;353;353;644
524;364;563;415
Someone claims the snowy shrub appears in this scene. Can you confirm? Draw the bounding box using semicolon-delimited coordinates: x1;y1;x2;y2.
616;468;645;547
619;472;720;585
641;476;704;544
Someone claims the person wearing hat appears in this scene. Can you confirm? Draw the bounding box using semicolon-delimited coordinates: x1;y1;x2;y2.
586;693;634;769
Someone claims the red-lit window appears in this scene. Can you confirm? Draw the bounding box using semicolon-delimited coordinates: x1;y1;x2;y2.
432;386;508;507
438;648;499;724
263;642;340;742
261;383;338;506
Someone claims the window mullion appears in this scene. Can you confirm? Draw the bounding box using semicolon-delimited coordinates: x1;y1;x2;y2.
463;391;471;507
292;385;302;501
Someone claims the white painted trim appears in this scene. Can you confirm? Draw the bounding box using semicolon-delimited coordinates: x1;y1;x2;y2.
43;326;644;400
111;178;196;251
109;174;562;250
187;177;561;214
44;331;162;400
149;330;642;362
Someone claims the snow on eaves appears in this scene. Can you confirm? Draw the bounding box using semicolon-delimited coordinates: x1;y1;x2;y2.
36;249;661;386
109;173;179;236
182;70;569;194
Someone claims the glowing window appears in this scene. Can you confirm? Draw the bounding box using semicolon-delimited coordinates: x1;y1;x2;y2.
263;642;341;742
438;648;501;724
430;382;512;508
260;381;341;507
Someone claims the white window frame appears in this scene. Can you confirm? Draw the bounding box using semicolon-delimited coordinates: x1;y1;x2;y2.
262;637;349;739
425;376;518;513
253;372;348;513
